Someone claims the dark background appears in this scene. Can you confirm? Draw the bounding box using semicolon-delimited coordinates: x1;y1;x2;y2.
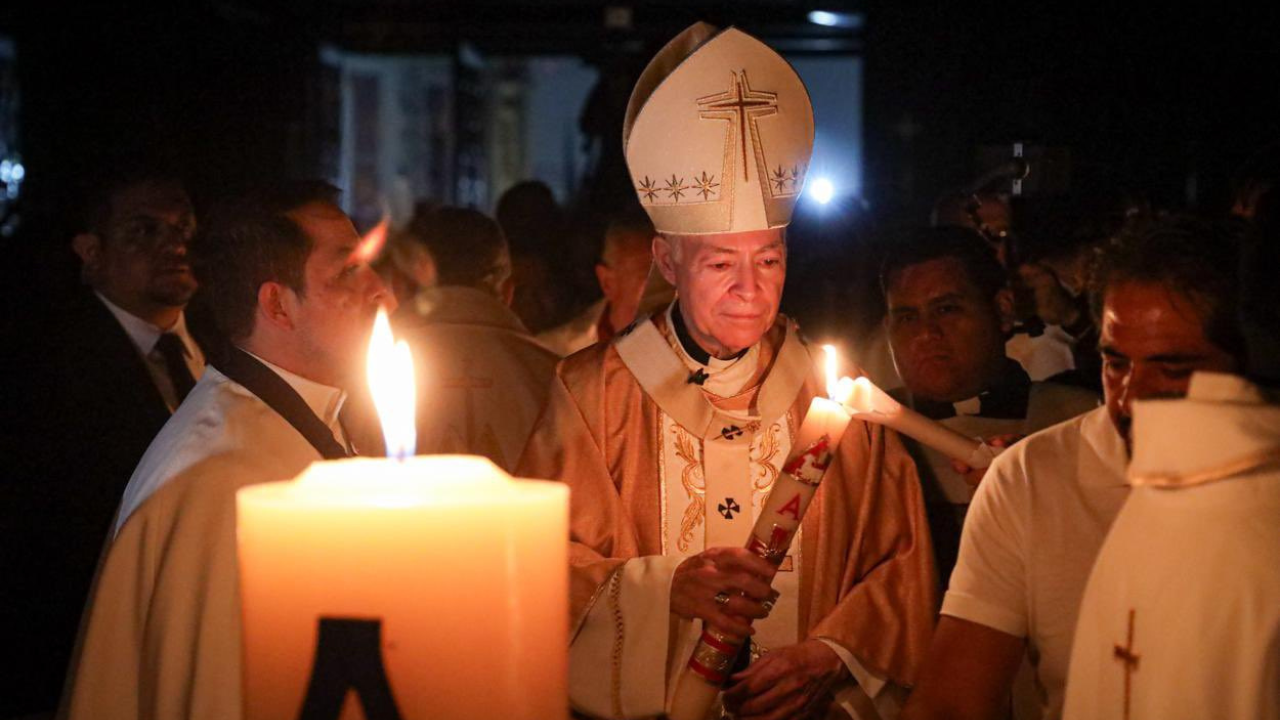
3;3;1277;283
0;3;1276;715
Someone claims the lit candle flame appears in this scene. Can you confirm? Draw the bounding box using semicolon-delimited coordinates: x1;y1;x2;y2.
824;345;837;398
367;307;416;460
823;345;856;405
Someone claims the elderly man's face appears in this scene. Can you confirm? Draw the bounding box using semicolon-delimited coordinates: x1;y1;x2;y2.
654;228;786;358
886;257;1011;403
1100;281;1238;454
88;181;198;311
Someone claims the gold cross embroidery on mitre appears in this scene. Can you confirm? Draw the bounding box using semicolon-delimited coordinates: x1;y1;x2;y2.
697;70;779;183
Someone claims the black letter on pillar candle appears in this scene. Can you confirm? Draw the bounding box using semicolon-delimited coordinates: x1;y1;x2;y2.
298;617;404;720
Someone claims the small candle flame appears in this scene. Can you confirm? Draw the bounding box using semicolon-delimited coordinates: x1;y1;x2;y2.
824;345;838;399
367;307;416;460
823;344;856;406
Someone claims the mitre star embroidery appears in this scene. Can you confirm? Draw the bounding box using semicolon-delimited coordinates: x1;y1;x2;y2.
664;174;687;202
637;175;659;202
770;165;790;193
697;70;779;183
693;171;720;200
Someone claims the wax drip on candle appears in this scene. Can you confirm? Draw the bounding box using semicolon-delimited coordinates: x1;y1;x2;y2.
367;307;417;460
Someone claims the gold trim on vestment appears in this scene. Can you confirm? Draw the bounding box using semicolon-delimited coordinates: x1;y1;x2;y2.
614;311;809;441
659;409;669;557
1130;448;1280;489
673;425;707;552
752;422;782;492
607;567;626;720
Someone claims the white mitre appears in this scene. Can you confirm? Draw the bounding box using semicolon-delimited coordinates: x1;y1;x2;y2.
623;22;815;235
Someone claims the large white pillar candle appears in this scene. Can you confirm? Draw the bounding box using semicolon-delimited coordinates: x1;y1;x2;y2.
237;456;568;720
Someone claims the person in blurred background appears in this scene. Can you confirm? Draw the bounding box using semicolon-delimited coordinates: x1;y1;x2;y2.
496;180;572;333
0;168;212;716
538;209;654;357
396;206;557;471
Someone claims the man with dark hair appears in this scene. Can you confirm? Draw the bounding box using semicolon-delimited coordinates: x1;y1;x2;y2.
62;181;389;720
538;210;656;356
1065;207;1280;720
495;179;569;332
0;170;211;716
903;216;1242;720
880;226;1098;588
396;206;557;471
1084;217;1247;450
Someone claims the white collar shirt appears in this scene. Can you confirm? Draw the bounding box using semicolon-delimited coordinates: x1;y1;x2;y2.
96;291;206;410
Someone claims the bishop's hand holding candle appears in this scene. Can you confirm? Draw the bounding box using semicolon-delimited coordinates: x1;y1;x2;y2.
669;347;857;720
516;20;937;720
236;308;569;720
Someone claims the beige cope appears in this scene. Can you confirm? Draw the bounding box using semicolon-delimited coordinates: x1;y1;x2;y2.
517;310;939;720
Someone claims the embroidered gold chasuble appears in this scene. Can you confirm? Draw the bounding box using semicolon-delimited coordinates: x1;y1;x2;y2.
517;310;938;719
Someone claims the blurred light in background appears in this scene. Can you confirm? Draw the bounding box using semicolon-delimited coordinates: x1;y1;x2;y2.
806;11;864;29
808;177;835;204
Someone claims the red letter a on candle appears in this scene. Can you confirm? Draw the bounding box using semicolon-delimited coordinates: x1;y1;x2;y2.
776;494;802;520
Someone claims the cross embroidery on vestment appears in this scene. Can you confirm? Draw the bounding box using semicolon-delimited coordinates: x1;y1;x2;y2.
1113;608;1141;720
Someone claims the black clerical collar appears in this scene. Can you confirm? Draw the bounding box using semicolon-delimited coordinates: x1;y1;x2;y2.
912;358;1031;420
670;301;748;366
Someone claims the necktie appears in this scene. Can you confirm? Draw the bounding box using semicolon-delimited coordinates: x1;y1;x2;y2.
154;332;196;404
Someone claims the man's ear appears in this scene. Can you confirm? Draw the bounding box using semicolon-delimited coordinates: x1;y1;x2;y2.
652;235;679;286
499;276;515;308
71;233;102;270
595;263;615;298
257;281;296;332
995;287;1016;334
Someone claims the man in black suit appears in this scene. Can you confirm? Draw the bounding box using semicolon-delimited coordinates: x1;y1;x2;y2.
0;171;216;717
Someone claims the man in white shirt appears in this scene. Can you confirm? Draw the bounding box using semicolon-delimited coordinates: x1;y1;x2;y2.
1064;218;1271;720
70;173;207;409
61;180;390;720
901;216;1242;720
0;171;210;716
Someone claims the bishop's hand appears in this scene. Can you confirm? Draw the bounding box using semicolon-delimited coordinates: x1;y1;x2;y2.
671;547;777;639
722;639;847;720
